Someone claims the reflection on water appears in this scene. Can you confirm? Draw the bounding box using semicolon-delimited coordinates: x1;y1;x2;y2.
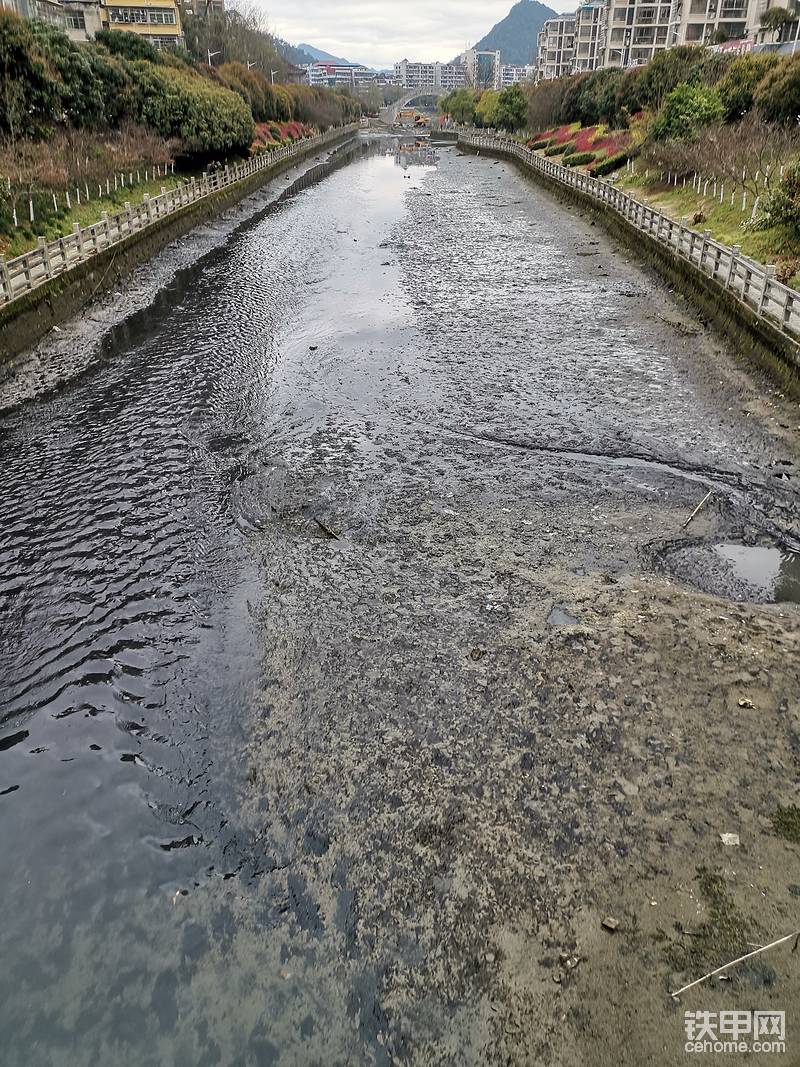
714;543;800;602
659;541;800;603
0;140;435;1067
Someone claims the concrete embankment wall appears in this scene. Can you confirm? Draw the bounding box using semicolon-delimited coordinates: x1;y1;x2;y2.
0;130;358;362
461;139;800;398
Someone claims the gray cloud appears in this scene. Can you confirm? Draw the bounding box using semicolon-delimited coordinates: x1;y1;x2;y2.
261;0;573;69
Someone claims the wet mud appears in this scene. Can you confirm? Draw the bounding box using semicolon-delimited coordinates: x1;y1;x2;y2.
0;137;799;1065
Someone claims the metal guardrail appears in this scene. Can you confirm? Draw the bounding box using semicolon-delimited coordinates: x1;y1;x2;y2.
460;131;799;343
0;124;360;308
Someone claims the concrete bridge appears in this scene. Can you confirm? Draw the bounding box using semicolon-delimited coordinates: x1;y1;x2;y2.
382;87;447;125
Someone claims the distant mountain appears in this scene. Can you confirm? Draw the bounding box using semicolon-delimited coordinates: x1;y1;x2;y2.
297;43;356;65
471;0;557;65
275;39;319;67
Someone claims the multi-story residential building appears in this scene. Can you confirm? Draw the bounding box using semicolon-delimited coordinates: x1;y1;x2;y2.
63;0;102;39
307;63;377;88
0;0;65;24
463;48;502;89
573;0;607;70
499;63;536;85
670;0;759;46
602;0;671;66
102;0;182;47
393;59;467;89
535;14;576;79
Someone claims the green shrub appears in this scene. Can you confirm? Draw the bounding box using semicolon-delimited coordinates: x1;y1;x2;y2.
589;150;635;176
564;151;596;166
650;82;724;141
132;61;254;155
544;141;571;156
752;160;800;232
754;55;800;122
0;11;62;137
717;52;782;119
530;138;551;149
636;45;730;110
95;28;160;64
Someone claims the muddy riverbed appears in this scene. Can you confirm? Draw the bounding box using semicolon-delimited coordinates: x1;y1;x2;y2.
1;135;799;1066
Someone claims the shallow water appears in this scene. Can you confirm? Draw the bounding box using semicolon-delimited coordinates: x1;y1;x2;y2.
660;541;800;603
0;137;798;1065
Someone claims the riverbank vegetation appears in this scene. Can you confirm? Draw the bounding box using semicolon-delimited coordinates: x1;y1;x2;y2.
520;47;800;280
0;10;360;257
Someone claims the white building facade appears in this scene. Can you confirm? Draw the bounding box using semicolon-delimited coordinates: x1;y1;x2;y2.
535;14;576;79
499;63;537;85
393;59;467;89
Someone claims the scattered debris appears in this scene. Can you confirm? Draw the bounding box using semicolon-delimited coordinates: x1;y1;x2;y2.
738;697;755;709
681;490;713;530
670;930;800;998
719;832;740;847
602;916;619;932
313;517;340;540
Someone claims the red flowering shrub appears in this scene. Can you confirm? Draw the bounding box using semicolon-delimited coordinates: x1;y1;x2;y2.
251;120;315;154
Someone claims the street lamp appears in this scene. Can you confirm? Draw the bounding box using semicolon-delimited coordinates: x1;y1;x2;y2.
207;48;222;65
270;69;279;84
247;59;257;69
607;46;626;67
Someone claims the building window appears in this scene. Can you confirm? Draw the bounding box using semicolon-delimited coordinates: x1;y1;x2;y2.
66;8;85;26
107;6;176;24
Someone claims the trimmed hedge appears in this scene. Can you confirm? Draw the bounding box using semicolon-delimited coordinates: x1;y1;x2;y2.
564;151;596;167
544;142;571;156
588;149;636;177
530;138;551;150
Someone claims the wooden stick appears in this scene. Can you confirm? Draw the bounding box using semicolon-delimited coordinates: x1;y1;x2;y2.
681;490;712;529
670;931;800;998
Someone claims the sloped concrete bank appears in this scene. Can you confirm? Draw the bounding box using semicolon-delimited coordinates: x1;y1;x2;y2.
461;137;800;397
0;129;359;362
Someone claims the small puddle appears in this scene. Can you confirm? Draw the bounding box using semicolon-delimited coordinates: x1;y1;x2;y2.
547;604;581;627
659;542;800;603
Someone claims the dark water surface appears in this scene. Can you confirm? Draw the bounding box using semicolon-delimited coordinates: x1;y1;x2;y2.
0;138;798;1066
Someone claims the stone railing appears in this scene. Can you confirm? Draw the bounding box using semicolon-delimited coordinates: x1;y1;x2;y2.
460;131;800;344
0;124;360;308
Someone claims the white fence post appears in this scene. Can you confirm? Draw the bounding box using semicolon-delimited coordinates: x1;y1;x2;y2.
758;265;775;317
38;237;53;279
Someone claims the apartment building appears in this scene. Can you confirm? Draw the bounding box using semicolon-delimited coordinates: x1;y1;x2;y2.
102;0;182;48
500;63;537;85
463;48;502;89
0;0;66;23
600;0;671;66
671;0;760;46
535;14;576;79
573;0;607;70
63;0;102;39
308;63;377;88
393;59;467;89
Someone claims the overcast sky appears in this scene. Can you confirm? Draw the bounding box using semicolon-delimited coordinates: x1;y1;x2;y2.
263;0;574;70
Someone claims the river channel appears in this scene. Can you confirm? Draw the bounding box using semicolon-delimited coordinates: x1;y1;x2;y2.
1;134;799;1066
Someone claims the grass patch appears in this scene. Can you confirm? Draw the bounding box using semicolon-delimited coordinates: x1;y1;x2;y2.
617;170;799;286
3;174;187;260
772;805;800;844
